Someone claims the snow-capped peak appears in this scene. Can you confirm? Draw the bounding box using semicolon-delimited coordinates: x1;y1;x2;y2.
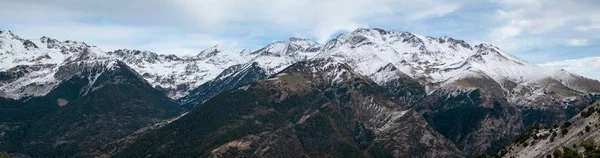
251;37;321;57
247;37;322;75
473;43;531;66
240;49;252;55
196;44;231;58
107;49;173;65
195;45;248;66
0;29;15;38
287;37;320;47
0;31;118;99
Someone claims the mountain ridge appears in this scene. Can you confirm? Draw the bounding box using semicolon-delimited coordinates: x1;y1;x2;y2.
3;28;598;102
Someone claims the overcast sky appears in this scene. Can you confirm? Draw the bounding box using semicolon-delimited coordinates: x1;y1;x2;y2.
1;0;599;78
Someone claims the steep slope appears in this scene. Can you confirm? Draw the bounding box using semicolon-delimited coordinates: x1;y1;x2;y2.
178;62;268;108
116;58;463;158
0;61;182;157
502;101;600;158
415;89;525;156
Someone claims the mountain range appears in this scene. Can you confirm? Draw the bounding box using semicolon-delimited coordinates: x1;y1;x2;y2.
1;28;599;157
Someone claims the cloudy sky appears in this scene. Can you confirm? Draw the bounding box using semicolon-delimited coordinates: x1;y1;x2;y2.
1;0;599;79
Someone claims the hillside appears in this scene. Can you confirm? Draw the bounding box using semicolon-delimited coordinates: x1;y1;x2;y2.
116;58;463;157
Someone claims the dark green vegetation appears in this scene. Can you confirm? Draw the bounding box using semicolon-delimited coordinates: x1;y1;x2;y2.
550;141;600;158
581;106;600;118
414;88;521;156
0;62;182;157
419;90;489;142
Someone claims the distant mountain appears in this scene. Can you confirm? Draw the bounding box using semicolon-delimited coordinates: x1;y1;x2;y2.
107;45;249;99
116;58;463;157
541;56;600;82
0;29;110;100
245;37;322;75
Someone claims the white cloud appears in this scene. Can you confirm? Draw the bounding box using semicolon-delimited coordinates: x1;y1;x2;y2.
7;23;152;52
12;23;149;42
576;17;600;31
490;23;524;40
576;24;600;31
541;57;600;80
167;0;463;43
137;33;243;55
566;39;590;46
409;4;460;20
488;0;600;53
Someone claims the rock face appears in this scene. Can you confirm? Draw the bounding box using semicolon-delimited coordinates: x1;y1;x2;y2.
502;101;600;158
116;58;463;158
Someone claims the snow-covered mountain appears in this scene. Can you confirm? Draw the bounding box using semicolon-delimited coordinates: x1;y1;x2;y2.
541;56;600;82
0;30;323;100
0;29;120;99
2;28;598;108
107;45;249;99
245;37;323;75
315;28;600;105
107;37;321;99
